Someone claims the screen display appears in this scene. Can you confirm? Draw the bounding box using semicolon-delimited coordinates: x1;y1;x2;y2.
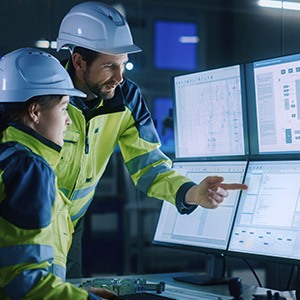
153;160;247;251
228;160;300;262
247;53;300;156
154;20;198;71
173;65;247;159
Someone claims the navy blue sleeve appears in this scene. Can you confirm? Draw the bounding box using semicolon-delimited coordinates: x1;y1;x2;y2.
175;181;198;215
0;156;56;229
121;78;161;143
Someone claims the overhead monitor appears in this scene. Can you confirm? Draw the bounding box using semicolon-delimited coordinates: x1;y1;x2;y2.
154;20;198;71
173;65;248;160
246;53;300;158
153;160;247;285
228;160;300;265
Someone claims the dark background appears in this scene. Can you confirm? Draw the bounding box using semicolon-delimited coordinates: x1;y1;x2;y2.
1;0;300;291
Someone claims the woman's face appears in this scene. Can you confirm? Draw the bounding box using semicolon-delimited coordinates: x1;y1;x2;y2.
34;96;71;146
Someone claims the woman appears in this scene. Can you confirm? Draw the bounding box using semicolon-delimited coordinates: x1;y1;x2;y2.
0;48;116;300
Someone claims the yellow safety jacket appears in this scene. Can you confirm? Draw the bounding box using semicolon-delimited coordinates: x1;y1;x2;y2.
0;124;100;300
56;77;197;227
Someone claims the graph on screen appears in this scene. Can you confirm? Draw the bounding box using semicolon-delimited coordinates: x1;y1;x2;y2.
173;65;246;159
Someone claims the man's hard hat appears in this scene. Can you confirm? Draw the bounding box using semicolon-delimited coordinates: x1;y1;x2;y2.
57;1;142;55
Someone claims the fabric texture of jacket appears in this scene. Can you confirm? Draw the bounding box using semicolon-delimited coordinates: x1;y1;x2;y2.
0;124;100;300
55;76;197;227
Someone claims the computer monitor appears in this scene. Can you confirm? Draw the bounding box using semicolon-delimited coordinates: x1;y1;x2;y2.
228;160;300;265
153;160;248;285
154;19;198;71
172;64;248;160
246;53;300;159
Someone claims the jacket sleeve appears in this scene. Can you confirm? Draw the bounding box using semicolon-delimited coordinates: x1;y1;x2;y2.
119;80;197;215
0;156;95;299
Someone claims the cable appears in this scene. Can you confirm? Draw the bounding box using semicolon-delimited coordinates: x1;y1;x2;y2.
285;265;295;291
243;259;263;287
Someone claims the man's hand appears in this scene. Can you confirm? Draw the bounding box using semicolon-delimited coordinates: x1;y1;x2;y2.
85;286;117;299
184;176;248;209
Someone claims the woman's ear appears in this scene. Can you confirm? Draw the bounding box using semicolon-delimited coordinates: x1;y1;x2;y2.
27;103;41;125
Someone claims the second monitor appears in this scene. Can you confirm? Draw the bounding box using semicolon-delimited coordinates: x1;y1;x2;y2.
172;65;248;159
153;160;247;285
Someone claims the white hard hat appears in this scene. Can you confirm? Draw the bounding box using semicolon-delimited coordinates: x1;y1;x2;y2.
0;48;86;103
57;1;142;55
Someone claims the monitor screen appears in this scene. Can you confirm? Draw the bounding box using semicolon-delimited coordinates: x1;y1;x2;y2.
153;160;247;251
153;160;247;285
228;160;300;264
173;65;248;159
246;53;300;157
154;20;198;71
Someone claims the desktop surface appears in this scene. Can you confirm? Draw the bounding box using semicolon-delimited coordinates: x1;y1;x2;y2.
68;272;297;300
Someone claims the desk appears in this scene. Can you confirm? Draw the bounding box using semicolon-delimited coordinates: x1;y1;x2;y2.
68;272;297;300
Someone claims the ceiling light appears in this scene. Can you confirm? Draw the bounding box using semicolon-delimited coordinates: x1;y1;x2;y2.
258;0;300;11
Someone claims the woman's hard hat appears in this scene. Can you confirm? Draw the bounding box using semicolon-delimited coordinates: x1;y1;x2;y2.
0;48;86;102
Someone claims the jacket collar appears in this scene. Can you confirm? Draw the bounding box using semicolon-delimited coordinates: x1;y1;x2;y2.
69;83;126;120
1;123;62;168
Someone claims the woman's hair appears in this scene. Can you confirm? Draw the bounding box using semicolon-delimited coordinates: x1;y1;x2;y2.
0;95;63;130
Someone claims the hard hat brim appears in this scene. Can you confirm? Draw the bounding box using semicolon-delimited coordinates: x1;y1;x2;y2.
96;44;142;55
0;88;86;103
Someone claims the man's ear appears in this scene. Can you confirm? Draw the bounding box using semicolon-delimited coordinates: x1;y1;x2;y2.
72;53;86;71
27;103;41;124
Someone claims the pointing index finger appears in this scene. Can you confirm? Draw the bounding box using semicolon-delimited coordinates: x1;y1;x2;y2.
218;183;248;191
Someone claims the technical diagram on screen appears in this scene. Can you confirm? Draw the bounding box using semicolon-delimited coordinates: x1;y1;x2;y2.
172;65;247;159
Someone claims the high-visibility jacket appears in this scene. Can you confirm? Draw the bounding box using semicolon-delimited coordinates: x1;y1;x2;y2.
0;124;100;300
55;77;197;227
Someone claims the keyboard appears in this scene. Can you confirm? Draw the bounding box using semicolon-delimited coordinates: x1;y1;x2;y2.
116;292;176;300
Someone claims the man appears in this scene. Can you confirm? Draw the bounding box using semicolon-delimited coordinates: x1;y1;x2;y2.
55;1;247;278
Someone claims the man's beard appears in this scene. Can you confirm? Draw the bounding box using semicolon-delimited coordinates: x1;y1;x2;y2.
83;71;115;100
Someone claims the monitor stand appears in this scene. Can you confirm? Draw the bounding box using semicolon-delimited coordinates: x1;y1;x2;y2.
173;254;231;286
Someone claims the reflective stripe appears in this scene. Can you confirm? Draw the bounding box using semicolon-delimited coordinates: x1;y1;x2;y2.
71;196;93;222
3;268;48;300
48;263;66;281
0;244;53;267
59;183;97;201
137;163;171;193
60;188;69;197
126;149;169;175
71;183;97;200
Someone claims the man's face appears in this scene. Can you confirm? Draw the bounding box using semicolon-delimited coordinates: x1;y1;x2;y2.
82;53;128;100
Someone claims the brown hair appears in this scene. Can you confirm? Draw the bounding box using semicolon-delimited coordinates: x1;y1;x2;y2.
68;47;100;77
0;95;63;130
73;47;99;67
